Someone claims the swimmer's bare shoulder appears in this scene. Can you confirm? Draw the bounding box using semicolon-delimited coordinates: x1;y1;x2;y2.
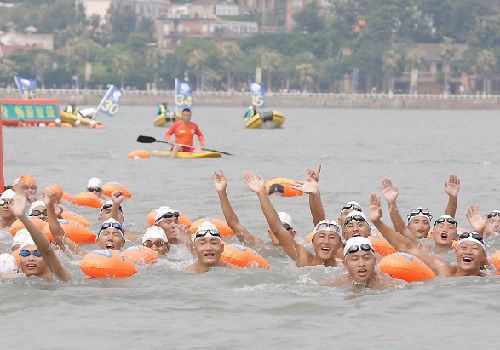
218;261;241;270
321;274;351;287
374;273;405;288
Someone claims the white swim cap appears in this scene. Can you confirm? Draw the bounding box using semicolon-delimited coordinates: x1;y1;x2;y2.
1;189;15;200
341;201;362;214
456;232;486;251
344;211;368;227
313;219;341;236
154;206;179;223
0;254;19;274
98;218;124;238
87;177;102;188
194;221;221;242
343;237;374;258
434;215;457;227
13;228;31;248
29;200;46;216
142;226;168;244
18;231;36;250
278;212;293;227
407;207;433;224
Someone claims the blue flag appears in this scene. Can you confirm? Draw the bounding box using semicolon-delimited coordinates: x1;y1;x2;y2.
96;85;123;117
353;68;359;85
250;82;265;108
14;76;38;99
175;79;193;110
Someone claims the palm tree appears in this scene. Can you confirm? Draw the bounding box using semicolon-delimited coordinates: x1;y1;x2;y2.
112;53;134;89
438;37;456;93
476;50;497;94
222;44;242;92
296;63;314;92
0;59;18;81
146;48;165;89
261;50;282;92
382;50;401;93
66;37;97;90
35;51;52;89
188;49;208;90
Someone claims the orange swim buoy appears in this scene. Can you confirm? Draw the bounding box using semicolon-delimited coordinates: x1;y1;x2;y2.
95;123;104;129
61;210;91;227
44;184;63;200
368;231;397;256
10;217;46;236
122;245;158;264
265;178;303;197
75;192;103;208
492;251;500;275
220;242;270;268
61;192;76;204
147;208;191;227
379;253;435;282
128;150;151;159
80;250;137;278
189;218;234;238
102;182;132;198
61;123;73;128
43;219;96;244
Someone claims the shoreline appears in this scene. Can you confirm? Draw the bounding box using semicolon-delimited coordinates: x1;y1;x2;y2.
1;89;498;109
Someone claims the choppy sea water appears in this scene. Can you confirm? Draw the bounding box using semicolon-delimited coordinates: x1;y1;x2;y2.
1;107;499;348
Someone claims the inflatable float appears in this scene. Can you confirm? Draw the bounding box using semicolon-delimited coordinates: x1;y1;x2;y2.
151;150;221;158
122;245;158;264
265;178;303;197
379;252;435;282
221;242;270;268
80;250;137;278
245;111;284;129
59;110;103;128
153;112;181;127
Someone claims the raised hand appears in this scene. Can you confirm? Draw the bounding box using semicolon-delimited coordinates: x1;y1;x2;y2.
12;183;28;218
174;224;192;244
465;204;486;234
307;164;321;183
243;171;266;194
369;193;382;223
43;188;59;206
379;177;399;205
212;170;227;193
445;174;460;197
111;190;125;205
291;179;319;195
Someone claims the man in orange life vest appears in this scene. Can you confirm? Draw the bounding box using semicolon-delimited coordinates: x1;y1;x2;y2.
164;108;205;158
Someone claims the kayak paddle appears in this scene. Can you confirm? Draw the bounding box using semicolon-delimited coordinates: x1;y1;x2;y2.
137;135;233;156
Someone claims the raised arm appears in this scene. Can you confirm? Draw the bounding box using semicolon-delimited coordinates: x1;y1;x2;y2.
444;174;460;217
244;171;306;262
213;170;263;244
369;193;452;276
465;204;486;236
291;169;325;226
13;184;72;282
379;178;407;235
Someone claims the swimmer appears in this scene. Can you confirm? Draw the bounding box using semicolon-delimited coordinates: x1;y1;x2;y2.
87;177;103;199
212;170;295;246
29;200;47;222
7;183;72;281
185;221;240;273
244;171;341;267
19;175;38;203
99;190;125;224
338;201;363;234
0;189;16;229
343;211;372;240
96;218;126;251
321;237;404;290
154;206;191;245
142;226;170;255
369;193;487;277
484;209;500;238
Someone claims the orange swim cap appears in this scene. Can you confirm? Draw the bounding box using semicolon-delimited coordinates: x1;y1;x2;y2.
20;175;36;185
44;184;63;200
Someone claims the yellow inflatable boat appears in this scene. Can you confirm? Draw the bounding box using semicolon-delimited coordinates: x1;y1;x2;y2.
154;112;181;127
152;150;222;158
59;111;103;128
244;110;285;129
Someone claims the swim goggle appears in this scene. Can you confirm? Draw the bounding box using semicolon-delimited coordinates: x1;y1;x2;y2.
31;209;48;216
20;249;42;257
99;222;124;234
487;211;500;219
143;239;167;248
314;222;341;234
407;208;432;223
155;211;179;223
344;244;374;258
87;187;102;193
341;203;362;212
457;232;486;251
100;203;123;212
344;215;368;227
0;199;14;206
23;185;37;190
194;229;221;242
283;223;293;231
434;217;457;227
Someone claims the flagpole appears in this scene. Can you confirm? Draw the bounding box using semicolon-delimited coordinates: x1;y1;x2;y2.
174;78;178;114
94;85;112;120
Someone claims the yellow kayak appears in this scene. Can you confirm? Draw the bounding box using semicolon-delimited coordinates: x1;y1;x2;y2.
152;150;222;158
154;112;181;127
60;111;103;128
244;110;285;129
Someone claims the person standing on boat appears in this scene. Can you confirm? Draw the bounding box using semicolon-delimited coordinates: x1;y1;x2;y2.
164;108;205;158
64;102;78;115
157;102;170;116
244;104;257;121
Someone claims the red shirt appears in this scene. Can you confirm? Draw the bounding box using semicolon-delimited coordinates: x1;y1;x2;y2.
165;121;204;147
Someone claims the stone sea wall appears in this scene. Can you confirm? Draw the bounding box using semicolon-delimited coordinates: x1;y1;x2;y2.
1;89;498;109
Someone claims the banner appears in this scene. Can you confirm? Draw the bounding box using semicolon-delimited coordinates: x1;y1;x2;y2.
411;69;418;88
14;77;38;99
353;68;359;85
96;85;123;117
256;67;262;84
0;99;59;126
175;79;193;110
250;82;265;108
